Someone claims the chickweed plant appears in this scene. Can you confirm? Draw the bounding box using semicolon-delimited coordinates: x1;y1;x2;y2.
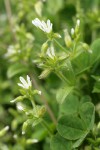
0;0;100;150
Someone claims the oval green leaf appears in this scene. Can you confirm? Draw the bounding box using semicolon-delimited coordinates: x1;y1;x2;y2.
60;94;79;115
79;102;95;130
56;86;74;104
50;133;72;150
7;63;28;78
57;115;86;140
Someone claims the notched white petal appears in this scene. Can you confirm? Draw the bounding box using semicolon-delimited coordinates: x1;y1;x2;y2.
32;18;52;33
18;76;32;89
17;83;25;88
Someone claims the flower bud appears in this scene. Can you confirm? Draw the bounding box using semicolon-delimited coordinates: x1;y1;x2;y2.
26;139;39;144
22;121;28;135
10;96;25;103
32;90;42;96
34;1;43;17
38;106;46;117
71;28;75;38
64;29;72;48
41;42;48;54
33;105;46;118
11;119;18;131
22;119;33;135
82;43;92;53
75;19;80;34
77;19;80;27
53;33;62;39
26;33;35;41
0;126;9;137
92;124;98;136
39;69;52;79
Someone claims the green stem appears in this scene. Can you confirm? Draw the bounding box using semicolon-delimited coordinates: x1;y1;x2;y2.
54;39;67;52
41;119;52;136
29;95;36;109
30;74;57;125
4;0;16;41
72;41;77;55
31;99;36;108
56;71;70;84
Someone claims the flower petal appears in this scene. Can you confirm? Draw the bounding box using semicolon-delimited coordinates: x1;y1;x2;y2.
20;76;28;87
27;75;31;87
17;83;25;88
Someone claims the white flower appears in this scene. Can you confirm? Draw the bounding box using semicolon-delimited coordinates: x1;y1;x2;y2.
18;75;32;89
46;46;55;59
32;18;52;33
4;45;15;58
4;45;21;59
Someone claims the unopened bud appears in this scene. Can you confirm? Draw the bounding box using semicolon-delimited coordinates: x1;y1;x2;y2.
75;19;80;34
22;121;28;135
53;33;62;39
41;42;48;54
33;106;46;118
33;105;46;118
82;43;92;53
12;119;18;131
22;119;33;134
38;106;46;117
32;90;42;95
0;126;9;137
64;29;72;48
39;69;51;79
92;125;98;136
26;33;35;41
71;28;75;38
10;96;25;103
34;1;43;17
26;139;39;144
77;19;80;27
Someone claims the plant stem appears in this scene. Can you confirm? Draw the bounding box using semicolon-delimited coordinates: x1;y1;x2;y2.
30;74;57;125
4;0;16;41
41;119;52;136
54;39;67;52
56;71;70;84
31;99;36;109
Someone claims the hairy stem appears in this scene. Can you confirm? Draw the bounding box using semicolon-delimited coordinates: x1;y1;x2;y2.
41;119;52;136
54;39;67;52
30;74;57;125
4;0;16;41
